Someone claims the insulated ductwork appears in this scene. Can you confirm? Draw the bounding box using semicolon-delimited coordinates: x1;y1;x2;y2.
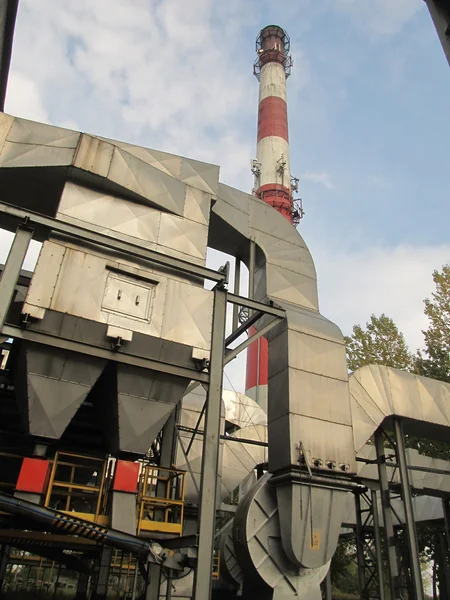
211;182;354;591
0;113;219;455
349;364;450;452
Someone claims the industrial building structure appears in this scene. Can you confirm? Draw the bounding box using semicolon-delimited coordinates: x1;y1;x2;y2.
0;6;449;600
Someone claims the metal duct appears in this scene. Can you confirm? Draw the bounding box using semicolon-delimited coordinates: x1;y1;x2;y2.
349;364;450;452
211;182;354;576
0;491;184;569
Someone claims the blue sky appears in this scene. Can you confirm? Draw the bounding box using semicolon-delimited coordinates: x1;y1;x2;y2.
3;0;450;390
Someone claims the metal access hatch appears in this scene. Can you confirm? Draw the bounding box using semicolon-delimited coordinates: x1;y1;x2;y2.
102;272;156;323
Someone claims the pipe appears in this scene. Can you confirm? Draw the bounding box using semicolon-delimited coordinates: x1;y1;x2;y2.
0;491;168;565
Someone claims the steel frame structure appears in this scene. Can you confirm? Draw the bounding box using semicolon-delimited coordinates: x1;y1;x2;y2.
0;200;285;600
354;489;385;600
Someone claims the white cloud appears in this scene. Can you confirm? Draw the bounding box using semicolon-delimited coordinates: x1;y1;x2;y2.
5;71;49;123
207;241;450;394
302;171;336;190
2;1;445;395
313;242;450;353
6;0;256;189
335;0;424;37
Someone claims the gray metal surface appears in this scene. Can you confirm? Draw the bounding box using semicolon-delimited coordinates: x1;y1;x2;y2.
350;364;450;450
6;106;450;600
111;491;137;535
375;430;401;600
193;286;227;600
394;419;424;600
233;474;330;599
24;238;214;352
212;182;354;477
0;0;19;112
425;0;450;67
0;226;32;329
14;342;105;438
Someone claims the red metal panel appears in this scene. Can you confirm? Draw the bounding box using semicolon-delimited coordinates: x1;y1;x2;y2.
257;96;289;143
16;457;50;494
245;326;269;391
113;460;139;493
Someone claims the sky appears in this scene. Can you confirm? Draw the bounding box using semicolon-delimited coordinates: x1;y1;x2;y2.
2;0;450;392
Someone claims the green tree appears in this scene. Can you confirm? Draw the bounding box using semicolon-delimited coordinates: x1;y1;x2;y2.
415;264;450;383
343;270;450;600
344;313;413;372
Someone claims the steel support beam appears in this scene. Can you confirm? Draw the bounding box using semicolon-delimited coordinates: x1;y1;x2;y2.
424;0;450;67
225;309;264;347
227;292;285;319
0;0;19;112
355;492;367;597
146;563;162;600
193;285;227;600
177;424;268;448
0;544;10;592
92;546;112;600
393;419;424;600
371;489;385;600
232;258;240;331
248;240;255;302
159;408;178;468
325;568;332;600
2;324;209;383
75;570;90;600
375;429;401;600
186;402;206;456
443;498;450;559
0;227;33;329
224;318;279;365
0;202;225;285
176;427;200;497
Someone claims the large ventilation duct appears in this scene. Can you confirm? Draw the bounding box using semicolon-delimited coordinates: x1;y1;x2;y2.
0;112;218;456
349;364;450;452
1;111;355;597
210;181;354;593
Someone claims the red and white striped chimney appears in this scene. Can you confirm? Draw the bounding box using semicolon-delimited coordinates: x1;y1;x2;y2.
246;25;294;412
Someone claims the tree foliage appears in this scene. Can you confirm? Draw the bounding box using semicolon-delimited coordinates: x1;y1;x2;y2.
341;265;450;600
344;313;413;372
415;264;450;383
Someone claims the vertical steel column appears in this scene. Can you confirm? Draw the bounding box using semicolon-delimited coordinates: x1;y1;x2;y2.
160;408;178;468
92;547;112;600
0;226;33;329
325;568;332;600
232;258;241;331
371;489;386;600
248;240;255;301
393;419;424;600
145;563;162;600
193;285;227;600
443;499;450;556
0;544;10;592
375;429;400;600
355;492;367;598
75;570;90;599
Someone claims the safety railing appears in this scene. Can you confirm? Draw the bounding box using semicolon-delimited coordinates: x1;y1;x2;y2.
212;550;220;579
137;465;185;536
44;451;109;525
